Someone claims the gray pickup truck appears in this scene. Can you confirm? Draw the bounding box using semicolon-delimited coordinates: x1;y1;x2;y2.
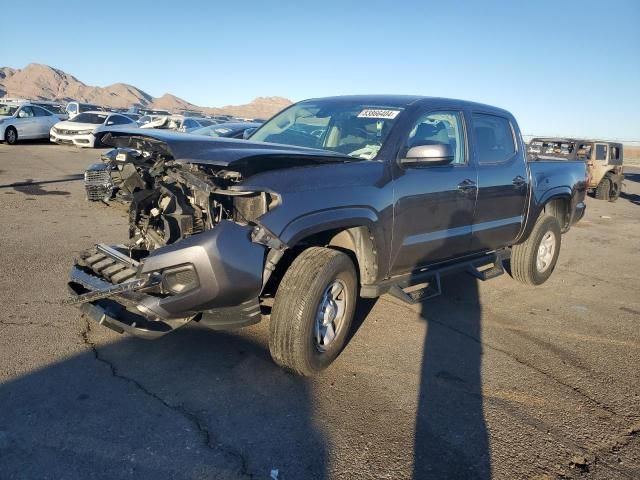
66;95;587;375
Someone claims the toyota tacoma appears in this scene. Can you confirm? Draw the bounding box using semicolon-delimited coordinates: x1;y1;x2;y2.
65;95;587;375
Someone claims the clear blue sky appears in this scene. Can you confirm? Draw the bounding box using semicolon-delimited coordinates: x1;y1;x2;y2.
3;0;639;139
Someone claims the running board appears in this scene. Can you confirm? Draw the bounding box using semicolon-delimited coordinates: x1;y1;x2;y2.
363;248;511;304
388;275;442;305
466;252;506;281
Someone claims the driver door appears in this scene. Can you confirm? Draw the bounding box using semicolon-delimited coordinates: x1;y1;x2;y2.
15;106;37;138
390;109;477;275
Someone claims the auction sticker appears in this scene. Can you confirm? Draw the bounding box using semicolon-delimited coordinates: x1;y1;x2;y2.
357;109;400;119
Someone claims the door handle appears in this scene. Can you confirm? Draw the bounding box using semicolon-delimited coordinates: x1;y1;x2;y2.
512;175;526;186
457;179;476;191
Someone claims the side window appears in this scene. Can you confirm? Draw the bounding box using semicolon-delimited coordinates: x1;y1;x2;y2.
33;106;51;117
18;107;35;118
112;115;131;125
595;144;607;161
610;146;620;160
472;113;516;163
407;111;465;164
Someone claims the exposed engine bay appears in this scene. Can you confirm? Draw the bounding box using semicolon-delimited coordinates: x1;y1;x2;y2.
129;159;277;250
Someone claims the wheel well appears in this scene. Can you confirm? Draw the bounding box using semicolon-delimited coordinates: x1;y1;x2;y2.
262;226;378;298
543;197;570;231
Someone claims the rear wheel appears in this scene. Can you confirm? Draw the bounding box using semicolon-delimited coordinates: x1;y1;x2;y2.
510;214;561;286
609;178;621;202
269;247;357;376
594;177;611;201
5;127;18;145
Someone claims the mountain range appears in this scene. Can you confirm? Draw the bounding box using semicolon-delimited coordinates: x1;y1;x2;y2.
0;64;291;119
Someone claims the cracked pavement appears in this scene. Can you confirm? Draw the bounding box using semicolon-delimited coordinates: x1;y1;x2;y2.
0;143;639;479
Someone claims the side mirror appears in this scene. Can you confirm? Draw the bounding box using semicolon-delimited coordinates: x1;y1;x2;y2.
400;143;454;166
243;127;257;139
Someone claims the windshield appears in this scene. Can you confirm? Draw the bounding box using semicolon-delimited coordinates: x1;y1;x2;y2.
250;101;403;159
0;105;18;116
70;113;108;124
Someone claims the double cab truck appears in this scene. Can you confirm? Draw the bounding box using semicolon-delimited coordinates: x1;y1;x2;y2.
65;96;587;375
528;137;623;201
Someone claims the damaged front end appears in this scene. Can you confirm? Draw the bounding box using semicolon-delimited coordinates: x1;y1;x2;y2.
66;134;287;338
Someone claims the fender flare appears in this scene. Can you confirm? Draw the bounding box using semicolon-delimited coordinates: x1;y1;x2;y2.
519;187;572;242
278;207;387;284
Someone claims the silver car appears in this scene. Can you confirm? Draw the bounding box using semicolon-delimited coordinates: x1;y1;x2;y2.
0;103;62;145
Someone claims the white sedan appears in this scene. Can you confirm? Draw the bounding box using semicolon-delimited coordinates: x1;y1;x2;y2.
50;111;137;148
0;103;62;145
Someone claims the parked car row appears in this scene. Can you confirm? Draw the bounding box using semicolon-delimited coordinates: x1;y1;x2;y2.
0;98;265;146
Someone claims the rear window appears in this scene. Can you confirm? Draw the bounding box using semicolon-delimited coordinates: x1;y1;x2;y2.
472;113;516;163
79;104;101;113
70;113;108;124
0;105;18;116
611;146;620;160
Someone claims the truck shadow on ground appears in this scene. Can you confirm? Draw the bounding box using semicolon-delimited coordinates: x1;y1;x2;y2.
413;269;490;479
0;300;376;479
0;277;490;479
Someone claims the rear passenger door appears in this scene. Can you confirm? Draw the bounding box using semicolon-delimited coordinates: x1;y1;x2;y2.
32;106;57;136
470;112;529;251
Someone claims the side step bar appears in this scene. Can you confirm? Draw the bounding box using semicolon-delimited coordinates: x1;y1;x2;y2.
363;249;510;305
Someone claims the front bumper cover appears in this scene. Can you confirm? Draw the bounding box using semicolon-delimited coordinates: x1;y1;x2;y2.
65;221;266;338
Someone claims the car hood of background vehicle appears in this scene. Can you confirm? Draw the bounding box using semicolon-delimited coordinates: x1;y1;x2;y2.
54;121;99;131
102;128;361;175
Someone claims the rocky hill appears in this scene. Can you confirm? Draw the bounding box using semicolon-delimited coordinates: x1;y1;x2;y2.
0;63;291;119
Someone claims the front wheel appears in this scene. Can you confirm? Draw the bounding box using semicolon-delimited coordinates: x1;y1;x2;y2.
269;247;357;376
510;214;561;286
5;127;18;145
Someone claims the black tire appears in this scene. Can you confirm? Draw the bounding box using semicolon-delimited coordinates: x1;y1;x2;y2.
594;177;611;201
5;127;18;145
269;247;357;376
94;133;106;148
609;178;621;202
510;214;561;286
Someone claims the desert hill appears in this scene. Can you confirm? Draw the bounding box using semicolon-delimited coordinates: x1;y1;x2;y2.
0;63;291;119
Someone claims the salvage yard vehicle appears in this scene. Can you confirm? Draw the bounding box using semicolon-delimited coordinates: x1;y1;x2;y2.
139;114;208;132
50;111;137;148
65;102;104;119
528;137;624;201
189;121;262;139
83;122;264;202
0;102;63;144
65;95;587;376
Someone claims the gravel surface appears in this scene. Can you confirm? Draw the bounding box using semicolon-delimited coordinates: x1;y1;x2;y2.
0;142;638;479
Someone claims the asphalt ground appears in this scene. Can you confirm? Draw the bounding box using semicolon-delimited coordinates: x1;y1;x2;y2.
0;141;638;479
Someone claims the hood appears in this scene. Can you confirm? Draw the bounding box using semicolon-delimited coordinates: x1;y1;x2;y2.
0;115;12;121
54;120;99;131
103;128;360;175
